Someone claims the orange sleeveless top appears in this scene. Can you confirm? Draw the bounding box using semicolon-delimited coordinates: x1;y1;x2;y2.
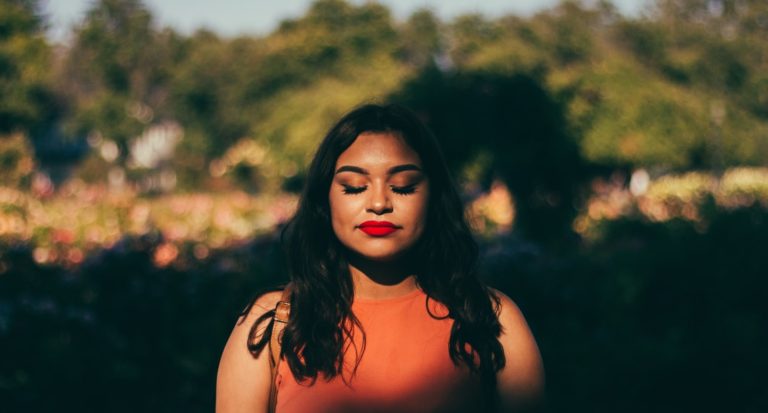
275;288;483;413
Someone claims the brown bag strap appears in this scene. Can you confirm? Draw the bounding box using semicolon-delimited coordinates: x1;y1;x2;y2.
268;285;292;413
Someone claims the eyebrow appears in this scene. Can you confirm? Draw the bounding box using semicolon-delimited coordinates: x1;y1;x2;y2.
334;164;423;175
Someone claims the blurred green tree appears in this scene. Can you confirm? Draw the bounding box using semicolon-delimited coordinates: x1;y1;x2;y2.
61;0;177;167
396;9;443;69
0;0;52;135
394;69;590;247
14;0;767;192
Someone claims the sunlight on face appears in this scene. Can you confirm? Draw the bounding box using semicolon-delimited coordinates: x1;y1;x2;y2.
329;132;429;262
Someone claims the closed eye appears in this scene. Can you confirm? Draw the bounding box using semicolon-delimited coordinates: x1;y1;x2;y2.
391;185;416;195
340;184;417;195
342;184;366;195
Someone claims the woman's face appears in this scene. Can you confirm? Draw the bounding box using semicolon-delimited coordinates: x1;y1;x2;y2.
329;132;430;262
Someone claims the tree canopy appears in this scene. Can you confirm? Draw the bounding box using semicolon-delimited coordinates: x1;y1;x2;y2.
1;0;766;189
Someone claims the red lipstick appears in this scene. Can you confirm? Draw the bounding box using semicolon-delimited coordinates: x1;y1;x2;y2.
358;220;400;236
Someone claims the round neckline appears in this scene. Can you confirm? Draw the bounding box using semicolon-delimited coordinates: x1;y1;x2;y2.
353;287;424;305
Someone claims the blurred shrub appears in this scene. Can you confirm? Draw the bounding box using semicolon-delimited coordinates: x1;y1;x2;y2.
483;202;768;413
1;182;766;413
576;167;768;238
0;133;35;187
639;171;717;221
717;167;768;208
0;231;287;412
0;184;297;267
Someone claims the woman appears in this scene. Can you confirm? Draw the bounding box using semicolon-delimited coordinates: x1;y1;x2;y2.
217;104;543;412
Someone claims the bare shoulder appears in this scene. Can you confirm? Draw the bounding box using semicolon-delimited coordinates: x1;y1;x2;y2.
488;288;545;411
488;288;526;325
242;290;284;323
216;289;284;413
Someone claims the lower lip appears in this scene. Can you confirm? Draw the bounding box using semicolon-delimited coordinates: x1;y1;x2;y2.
359;227;399;236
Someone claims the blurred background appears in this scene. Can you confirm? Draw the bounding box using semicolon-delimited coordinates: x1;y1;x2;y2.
1;0;767;411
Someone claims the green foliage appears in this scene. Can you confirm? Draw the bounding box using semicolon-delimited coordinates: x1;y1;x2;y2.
7;0;768;186
165;0;405;179
0;0;51;134
573;59;710;168
75;0;154;93
169;32;256;160
448;14;503;67
393;69;588;246
60;0;177;165
396;9;442;68
542;1;602;65
0;0;42;36
259;0;396;94
429;0;768;171
0;133;35;186
615;19;668;67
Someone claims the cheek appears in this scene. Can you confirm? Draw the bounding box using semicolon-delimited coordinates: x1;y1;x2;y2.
409;191;430;236
328;192;357;233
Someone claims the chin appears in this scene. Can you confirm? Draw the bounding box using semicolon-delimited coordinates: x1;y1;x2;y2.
358;250;400;261
349;247;407;263
367;253;403;262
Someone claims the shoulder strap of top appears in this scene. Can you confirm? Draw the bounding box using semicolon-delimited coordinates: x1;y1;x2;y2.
268;284;292;413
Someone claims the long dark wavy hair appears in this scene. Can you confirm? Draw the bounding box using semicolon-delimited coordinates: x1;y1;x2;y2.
245;103;505;393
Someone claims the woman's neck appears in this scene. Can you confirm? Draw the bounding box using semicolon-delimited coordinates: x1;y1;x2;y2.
347;253;419;300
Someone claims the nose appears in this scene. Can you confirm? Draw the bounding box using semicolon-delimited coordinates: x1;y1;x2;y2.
366;182;393;215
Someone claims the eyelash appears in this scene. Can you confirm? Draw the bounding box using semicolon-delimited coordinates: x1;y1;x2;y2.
341;184;417;195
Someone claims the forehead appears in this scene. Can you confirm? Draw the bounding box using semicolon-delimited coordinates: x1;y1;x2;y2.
335;132;422;169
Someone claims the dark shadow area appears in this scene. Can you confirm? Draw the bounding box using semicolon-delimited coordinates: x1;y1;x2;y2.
480;201;768;413
391;67;595;248
0;231;287;412
2;203;766;412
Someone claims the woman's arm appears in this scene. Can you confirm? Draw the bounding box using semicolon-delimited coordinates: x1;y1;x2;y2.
216;291;283;413
493;289;545;412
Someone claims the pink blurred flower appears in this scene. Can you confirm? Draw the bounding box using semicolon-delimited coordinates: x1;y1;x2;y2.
153;242;179;267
